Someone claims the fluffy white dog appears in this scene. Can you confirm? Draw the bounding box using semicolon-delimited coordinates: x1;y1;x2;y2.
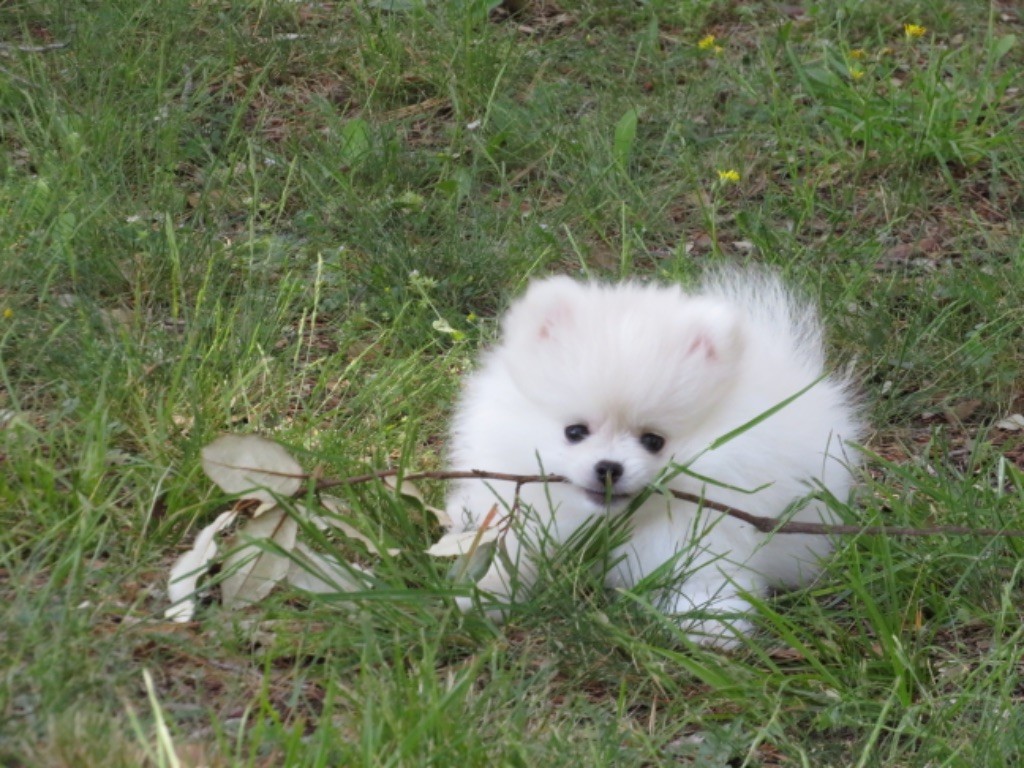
445;271;861;646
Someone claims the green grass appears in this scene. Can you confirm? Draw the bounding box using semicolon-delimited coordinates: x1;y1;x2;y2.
2;0;1023;764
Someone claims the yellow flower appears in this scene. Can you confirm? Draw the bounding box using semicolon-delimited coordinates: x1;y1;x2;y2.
2;308;12;319
697;34;717;51
904;23;926;39
849;48;867;60
849;66;865;81
717;169;741;183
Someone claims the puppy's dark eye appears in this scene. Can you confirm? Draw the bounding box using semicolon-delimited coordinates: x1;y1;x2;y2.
564;424;590;443
639;433;665;453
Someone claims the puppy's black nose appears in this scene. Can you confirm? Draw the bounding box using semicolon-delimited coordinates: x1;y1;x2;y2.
594;460;624;486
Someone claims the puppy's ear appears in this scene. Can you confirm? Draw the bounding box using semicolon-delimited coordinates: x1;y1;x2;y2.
679;299;744;364
502;276;583;345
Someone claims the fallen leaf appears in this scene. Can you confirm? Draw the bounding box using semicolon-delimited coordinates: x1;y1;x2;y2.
286;542;371;594
220;507;298;608
165;509;239;622
944;399;982;423
171;413;194;433
319;496;402;556
381;475;453;528
426;528;500;557
448;541;498;584
201;434;305;514
995;414;1024;431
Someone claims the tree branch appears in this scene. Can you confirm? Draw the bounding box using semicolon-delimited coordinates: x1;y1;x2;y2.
316;468;1024;539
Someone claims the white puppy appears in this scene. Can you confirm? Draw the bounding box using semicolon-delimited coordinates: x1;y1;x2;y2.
445;272;861;646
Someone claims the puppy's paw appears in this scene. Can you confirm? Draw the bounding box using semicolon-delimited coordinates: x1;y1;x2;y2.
454;591;510;624
666;585;757;649
453;562;517;623
679;615;754;650
454;594;474;614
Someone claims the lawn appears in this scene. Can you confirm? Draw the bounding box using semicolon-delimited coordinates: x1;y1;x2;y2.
1;0;1023;765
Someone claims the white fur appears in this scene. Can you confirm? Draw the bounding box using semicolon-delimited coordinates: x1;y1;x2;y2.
445;272;862;647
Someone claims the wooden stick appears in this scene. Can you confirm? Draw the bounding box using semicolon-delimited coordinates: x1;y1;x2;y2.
315;468;1024;539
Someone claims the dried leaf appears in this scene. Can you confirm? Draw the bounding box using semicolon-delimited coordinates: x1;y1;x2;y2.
165;509;238;622
380;475;453;528
286;542;371;594
448;541;498;584
426;505;454;529
944;399;982;423
380;474;421;500
431;505;502;582
995;413;1024;431
426;528;500;557
320;495;401;556
220;507;298;608
201;434;305;514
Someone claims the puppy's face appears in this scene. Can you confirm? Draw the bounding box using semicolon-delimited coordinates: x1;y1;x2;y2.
497;277;746;508
547;415;670;509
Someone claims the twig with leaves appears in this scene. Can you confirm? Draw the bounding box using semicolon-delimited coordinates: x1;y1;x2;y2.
166;434;1024;624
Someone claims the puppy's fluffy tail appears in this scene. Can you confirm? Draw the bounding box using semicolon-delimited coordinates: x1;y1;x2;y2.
699;266;826;368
